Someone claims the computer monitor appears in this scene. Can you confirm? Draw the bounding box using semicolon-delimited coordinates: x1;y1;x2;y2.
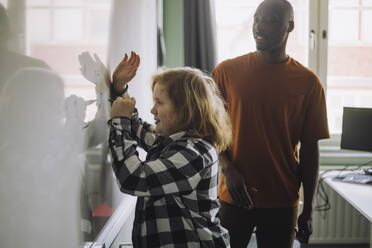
340;107;372;152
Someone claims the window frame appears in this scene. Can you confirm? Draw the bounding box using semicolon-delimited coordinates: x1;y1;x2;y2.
328;0;372;45
312;0;372;166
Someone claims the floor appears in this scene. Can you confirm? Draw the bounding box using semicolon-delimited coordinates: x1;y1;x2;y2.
246;234;301;248
247;234;369;248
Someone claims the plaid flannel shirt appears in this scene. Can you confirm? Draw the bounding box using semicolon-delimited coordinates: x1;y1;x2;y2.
108;111;230;248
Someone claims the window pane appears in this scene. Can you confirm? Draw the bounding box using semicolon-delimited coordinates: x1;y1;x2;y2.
286;0;309;64
330;0;359;7
54;9;83;41
362;0;372;6
329;10;358;42
84;0;108;3
87;9;109;42
27;0;51;6
327;6;372;134
54;0;84;6
26;9;51;42
215;0;260;61
361;10;372;41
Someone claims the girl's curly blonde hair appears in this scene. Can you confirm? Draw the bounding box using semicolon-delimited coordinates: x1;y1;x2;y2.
151;67;232;152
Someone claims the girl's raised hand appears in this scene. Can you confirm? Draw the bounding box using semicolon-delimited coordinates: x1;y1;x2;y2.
112;51;140;93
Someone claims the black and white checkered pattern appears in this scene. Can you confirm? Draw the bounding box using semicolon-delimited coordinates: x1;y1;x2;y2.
108;113;230;248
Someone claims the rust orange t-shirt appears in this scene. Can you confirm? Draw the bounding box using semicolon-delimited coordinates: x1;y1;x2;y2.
213;52;330;208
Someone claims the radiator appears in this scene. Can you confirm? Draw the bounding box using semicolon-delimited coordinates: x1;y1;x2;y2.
309;181;370;244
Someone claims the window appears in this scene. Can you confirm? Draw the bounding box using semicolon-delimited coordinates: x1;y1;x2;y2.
329;0;372;44
215;0;261;62
22;1;114;242
327;0;372;134
26;0;111;121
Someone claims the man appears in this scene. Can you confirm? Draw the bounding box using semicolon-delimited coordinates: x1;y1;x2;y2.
0;3;49;92
212;0;330;247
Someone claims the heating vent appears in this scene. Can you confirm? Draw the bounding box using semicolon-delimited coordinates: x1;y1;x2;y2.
310;182;370;244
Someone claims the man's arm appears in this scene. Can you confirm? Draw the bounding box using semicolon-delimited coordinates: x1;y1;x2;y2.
219;151;253;208
297;140;319;243
213;65;253;207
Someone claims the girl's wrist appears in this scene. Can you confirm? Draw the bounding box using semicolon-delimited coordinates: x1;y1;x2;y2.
114;82;128;95
110;113;131;119
109;84;129;103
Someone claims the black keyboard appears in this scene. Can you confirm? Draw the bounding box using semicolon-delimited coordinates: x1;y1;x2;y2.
333;173;372;185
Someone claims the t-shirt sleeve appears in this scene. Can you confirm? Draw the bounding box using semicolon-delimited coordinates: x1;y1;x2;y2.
212;64;228;101
300;75;330;143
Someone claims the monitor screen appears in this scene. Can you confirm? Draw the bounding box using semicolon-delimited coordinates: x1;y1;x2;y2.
341;107;372;152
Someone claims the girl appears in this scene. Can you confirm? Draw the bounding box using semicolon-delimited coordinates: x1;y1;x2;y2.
108;52;231;247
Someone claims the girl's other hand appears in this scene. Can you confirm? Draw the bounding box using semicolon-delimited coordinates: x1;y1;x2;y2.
110;95;136;119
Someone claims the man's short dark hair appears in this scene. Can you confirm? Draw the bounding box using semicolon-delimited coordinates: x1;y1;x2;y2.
263;0;294;21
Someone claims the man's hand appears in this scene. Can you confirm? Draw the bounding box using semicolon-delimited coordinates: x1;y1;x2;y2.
110;95;136;119
220;154;254;208
112;51;140;94
296;211;312;243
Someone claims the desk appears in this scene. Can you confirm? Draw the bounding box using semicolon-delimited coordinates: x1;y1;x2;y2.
324;175;372;248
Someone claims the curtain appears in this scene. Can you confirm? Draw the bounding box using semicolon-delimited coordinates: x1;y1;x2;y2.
183;0;217;74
